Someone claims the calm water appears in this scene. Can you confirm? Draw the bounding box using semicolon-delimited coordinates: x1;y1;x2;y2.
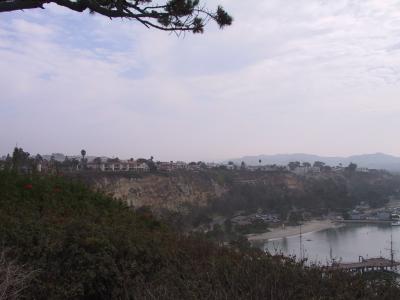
263;224;400;264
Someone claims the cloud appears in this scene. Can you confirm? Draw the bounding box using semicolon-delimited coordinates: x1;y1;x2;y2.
1;0;400;160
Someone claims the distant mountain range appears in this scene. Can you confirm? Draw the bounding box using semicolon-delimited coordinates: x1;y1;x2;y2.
224;153;400;172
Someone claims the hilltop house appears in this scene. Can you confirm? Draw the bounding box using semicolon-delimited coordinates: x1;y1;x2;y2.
206;162;220;169
226;164;235;170
157;161;188;172
247;165;281;172
293;166;320;176
86;160;149;173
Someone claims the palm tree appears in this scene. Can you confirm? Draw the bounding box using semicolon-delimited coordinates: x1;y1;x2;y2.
80;149;87;170
81;149;86;160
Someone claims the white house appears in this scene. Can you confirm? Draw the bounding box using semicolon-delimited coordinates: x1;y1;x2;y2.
89;160;149;173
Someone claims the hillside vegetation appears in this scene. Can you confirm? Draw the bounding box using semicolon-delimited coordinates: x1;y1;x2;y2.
213;170;400;216
83;169;400;230
1;171;400;299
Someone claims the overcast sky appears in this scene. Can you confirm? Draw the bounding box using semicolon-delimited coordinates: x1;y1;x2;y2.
1;0;400;161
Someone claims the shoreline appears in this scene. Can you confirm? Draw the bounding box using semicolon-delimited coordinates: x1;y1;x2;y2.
246;220;341;241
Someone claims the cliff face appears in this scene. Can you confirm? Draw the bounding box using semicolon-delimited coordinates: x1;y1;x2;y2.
92;172;228;213
89;170;305;214
89;170;398;216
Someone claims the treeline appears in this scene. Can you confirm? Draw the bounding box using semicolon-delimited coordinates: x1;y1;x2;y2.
155;170;400;232
210;171;400;218
1;171;400;299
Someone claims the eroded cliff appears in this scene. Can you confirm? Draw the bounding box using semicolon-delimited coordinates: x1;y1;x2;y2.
84;169;399;217
92;171;228;213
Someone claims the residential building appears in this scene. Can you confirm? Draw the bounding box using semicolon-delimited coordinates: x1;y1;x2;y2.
87;160;149;173
157;161;188;172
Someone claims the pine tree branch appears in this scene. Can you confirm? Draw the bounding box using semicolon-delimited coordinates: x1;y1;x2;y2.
0;0;45;12
0;0;232;33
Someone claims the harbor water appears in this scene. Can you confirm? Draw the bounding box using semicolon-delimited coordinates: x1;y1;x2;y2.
263;224;400;264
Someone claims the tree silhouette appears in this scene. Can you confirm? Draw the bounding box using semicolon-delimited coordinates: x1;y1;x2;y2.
288;161;300;171
11;147;31;172
0;0;232;34
80;149;87;170
346;162;357;172
80;149;86;160
313;161;325;168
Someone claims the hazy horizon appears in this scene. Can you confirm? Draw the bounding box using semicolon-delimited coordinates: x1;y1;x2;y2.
2;149;400;164
2;0;400;161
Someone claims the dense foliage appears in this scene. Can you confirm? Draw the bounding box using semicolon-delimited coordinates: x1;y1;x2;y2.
0;0;232;34
211;171;400;218
1;171;400;299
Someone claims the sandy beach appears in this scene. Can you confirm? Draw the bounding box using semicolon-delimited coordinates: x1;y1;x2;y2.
247;219;341;241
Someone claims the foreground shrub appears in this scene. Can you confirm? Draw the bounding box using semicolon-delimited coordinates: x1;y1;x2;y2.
0;249;35;300
0;171;399;299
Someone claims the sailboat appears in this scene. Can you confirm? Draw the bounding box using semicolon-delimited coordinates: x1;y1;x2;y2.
391;214;400;226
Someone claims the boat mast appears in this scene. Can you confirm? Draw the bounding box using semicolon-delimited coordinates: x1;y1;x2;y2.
299;223;303;260
390;226;394;267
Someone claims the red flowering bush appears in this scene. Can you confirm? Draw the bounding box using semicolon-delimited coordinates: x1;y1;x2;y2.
23;184;32;190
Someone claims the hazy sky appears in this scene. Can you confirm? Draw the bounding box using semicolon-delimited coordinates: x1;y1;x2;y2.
1;0;400;161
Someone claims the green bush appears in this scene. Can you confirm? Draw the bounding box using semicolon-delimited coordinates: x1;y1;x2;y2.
235;220;269;234
0;171;399;299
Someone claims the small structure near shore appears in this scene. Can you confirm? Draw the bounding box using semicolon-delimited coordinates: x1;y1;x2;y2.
329;257;400;272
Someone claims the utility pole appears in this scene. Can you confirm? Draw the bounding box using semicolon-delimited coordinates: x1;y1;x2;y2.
299;223;303;260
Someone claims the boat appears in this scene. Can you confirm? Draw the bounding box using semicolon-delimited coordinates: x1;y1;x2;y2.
391;221;400;226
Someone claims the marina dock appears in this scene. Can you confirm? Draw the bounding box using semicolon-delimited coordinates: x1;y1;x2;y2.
329;257;400;272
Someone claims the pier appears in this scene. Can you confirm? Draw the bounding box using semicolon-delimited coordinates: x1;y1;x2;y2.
339;220;392;224
329;257;400;272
